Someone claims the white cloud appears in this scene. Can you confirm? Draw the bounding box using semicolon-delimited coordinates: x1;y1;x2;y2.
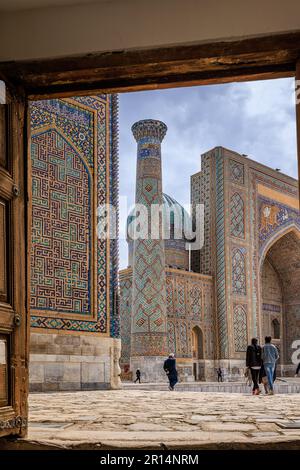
118;78;297;269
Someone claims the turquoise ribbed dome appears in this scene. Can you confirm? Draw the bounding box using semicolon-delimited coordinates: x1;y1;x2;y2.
127;193;191;239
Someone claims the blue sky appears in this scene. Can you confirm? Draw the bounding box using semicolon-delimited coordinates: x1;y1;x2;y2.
118;78;297;269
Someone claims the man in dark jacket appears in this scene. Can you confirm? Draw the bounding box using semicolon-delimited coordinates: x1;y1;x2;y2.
164;353;178;391
217;367;223;382
134;368;141;383
246;338;262;395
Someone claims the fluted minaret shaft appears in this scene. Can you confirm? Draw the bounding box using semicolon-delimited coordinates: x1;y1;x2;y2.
130;120;168;374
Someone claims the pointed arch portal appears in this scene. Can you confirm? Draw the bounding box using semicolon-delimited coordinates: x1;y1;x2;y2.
260;228;300;372
191;326;204;381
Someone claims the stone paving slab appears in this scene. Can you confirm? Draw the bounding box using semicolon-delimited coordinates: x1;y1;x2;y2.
1;389;300;450
201;422;257;432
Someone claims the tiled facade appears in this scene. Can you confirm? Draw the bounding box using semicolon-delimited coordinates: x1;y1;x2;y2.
29;96;121;391
121;144;299;382
120;268;215;381
190;147;300;378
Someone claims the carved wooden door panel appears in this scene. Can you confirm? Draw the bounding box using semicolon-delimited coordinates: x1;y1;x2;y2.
0;81;28;438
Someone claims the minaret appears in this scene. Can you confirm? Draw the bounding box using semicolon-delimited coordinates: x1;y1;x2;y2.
130;119;168;382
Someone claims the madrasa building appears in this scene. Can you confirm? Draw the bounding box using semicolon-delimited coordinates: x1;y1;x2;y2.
119;119;300;383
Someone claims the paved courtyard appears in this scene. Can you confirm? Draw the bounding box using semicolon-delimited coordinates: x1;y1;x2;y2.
3;386;300;450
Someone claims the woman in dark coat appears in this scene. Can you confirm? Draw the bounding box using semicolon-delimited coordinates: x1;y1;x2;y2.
164;353;178;391
246;338;262;395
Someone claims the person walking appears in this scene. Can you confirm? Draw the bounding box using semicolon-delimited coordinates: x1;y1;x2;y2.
260;361;277;394
164;353;178;391
262;336;279;395
259;363;269;394
134;368;141;383
217;367;223;383
246;338;262;395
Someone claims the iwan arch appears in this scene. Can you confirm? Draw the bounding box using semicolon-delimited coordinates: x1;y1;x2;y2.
260;225;300;374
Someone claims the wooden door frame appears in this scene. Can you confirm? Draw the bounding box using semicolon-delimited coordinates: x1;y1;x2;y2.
0;85;28;438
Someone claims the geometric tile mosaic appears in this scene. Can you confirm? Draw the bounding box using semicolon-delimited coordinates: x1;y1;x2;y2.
230;193;245;238
31;130;91;315
215;148;229;358
232;247;247;296
30;96;119;336
233;304;247;352
168;320;176;355
131;121;167;356
229;159;244;185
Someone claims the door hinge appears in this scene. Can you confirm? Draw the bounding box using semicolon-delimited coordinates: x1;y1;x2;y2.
12;185;20;197
14;314;22;327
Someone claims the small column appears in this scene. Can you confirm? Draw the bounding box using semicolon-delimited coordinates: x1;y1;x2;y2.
130;119;168;382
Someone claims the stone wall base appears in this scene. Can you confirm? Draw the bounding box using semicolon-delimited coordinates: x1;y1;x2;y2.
129;357;217;383
215;360;297;380
216;359;246;382
127;358;297;383
130;356;169;382
29;331;121;392
278;364;299;377
176;359;216;382
126;358;296;383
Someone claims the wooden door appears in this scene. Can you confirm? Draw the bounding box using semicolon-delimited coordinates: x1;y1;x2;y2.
0;80;28;438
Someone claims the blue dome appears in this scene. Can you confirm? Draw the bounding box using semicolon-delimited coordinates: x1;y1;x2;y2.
127;193;191;240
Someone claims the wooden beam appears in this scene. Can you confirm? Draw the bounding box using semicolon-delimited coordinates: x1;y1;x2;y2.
296;62;300;198
0;31;300;99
